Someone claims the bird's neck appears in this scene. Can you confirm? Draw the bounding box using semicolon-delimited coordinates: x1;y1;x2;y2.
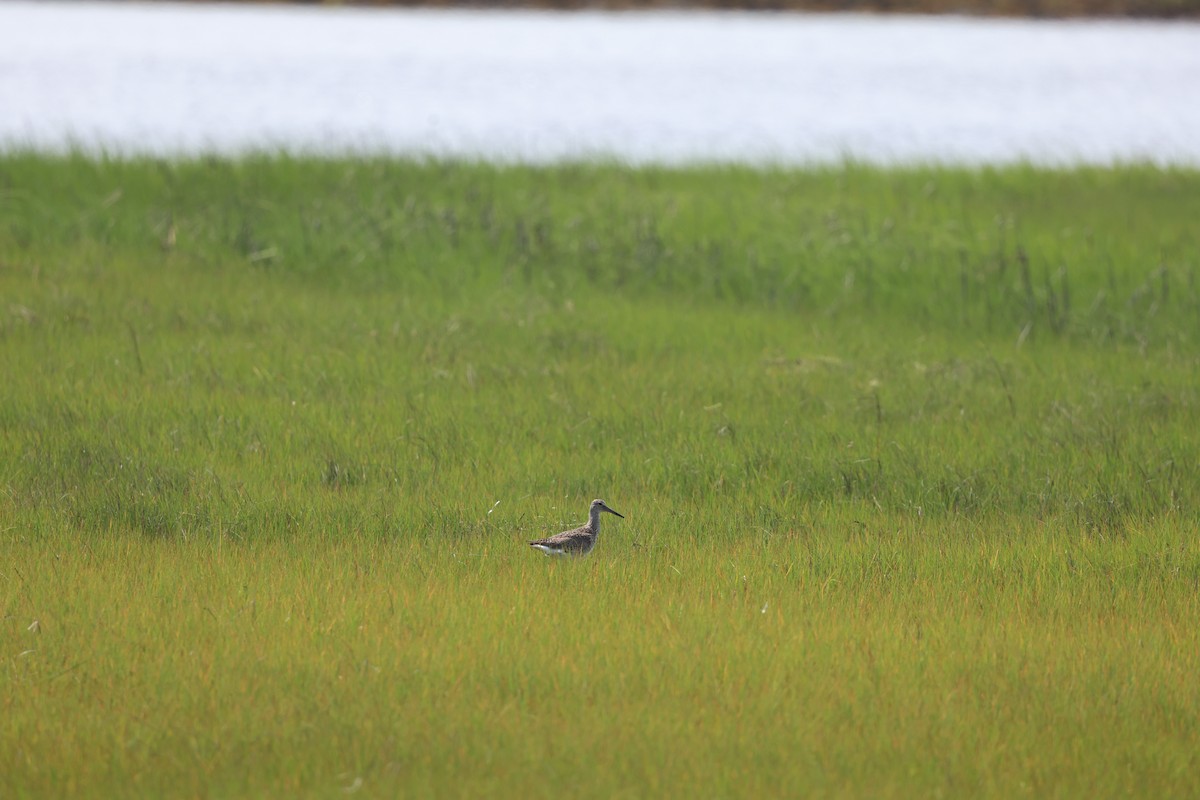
589;507;602;534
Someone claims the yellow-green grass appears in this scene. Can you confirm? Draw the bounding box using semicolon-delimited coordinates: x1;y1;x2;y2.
3;154;1200;797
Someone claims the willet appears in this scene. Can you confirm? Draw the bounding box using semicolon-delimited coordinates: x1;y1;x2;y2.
529;499;624;557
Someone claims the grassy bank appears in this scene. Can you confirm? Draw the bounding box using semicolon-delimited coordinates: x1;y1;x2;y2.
3;154;1200;796
263;0;1200;21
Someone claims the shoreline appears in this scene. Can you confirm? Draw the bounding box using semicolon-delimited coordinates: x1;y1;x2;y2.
225;0;1200;20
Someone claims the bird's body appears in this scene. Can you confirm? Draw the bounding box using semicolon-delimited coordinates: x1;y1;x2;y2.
529;499;624;557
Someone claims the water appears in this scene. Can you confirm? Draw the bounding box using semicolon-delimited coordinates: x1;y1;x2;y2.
2;0;1199;165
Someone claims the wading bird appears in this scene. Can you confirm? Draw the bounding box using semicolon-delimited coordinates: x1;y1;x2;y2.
529;499;624;557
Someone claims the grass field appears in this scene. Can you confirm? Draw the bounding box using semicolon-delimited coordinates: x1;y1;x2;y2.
3;153;1200;797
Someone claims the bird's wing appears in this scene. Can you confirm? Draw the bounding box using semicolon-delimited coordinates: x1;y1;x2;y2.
537;525;589;545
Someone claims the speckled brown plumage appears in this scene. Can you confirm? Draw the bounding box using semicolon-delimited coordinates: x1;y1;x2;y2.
529;499;624;557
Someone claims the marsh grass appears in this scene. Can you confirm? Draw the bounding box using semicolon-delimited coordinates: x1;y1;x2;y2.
3;154;1200;796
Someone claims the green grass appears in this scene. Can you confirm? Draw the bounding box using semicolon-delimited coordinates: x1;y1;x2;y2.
3;153;1200;797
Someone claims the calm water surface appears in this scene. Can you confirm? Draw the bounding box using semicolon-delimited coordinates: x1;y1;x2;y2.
2;1;1199;164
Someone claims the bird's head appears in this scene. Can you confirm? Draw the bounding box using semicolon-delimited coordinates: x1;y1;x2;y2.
592;499;624;518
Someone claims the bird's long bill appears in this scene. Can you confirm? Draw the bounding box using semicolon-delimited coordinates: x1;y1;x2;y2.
600;503;624;518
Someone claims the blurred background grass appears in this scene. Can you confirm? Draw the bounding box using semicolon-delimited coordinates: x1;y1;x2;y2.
3;155;1198;539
